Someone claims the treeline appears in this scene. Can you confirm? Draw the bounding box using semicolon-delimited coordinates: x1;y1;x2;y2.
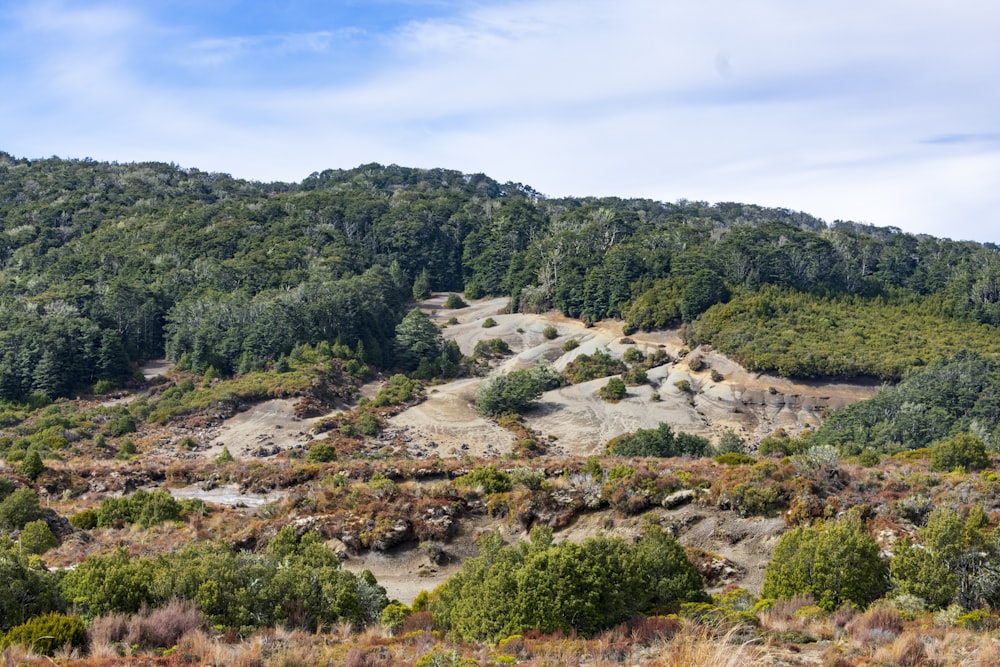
2;153;1000;399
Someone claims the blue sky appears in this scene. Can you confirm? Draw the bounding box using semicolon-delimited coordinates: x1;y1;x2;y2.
1;1;998;243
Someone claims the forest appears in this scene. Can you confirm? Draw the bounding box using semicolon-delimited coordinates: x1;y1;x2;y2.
2;153;1000;665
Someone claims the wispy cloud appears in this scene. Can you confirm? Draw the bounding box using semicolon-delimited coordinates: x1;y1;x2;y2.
0;0;998;243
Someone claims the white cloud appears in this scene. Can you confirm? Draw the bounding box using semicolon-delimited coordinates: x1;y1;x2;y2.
1;0;998;243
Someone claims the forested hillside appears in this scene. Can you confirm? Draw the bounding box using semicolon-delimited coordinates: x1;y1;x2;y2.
2;153;999;402
5;153;1000;665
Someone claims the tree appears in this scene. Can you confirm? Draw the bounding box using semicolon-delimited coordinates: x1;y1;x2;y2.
476;365;560;417
680;269;729;322
412;268;431;301
394;307;443;371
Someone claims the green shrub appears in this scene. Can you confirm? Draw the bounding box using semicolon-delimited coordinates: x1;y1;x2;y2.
216;446;235;463
69;509;98;530
464;282;484;300
1;612;86;656
106;413;137;437
0;487;41;530
599;377;627;401
715;452;755;465
473;337;511;359
454;466;513;494
476;365;561;418
444;293;468;309
929;432;989;472
482;317;498;328
18;451;44;481
562;339;580;352
19;519;58;555
565;349;627;383
608;424;710;458
306;441;338;463
623;347;644;363
762;513;888;610
542;325;558;340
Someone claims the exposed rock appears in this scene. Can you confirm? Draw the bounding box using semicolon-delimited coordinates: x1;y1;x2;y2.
662;489;697;509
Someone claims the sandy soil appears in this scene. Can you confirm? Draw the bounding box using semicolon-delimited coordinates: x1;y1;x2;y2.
202;398;335;460
387;295;880;457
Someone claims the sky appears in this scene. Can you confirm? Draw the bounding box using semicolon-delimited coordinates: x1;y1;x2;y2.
1;1;998;244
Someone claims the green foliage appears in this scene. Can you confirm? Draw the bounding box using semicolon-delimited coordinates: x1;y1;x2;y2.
430;526;706;642
762;514;889;610
542;325;558;340
0;612;85;656
608;423;710;458
464;282;484;300
454;466;513;494
0;539;63;631
814;352;1000;454
681;269;730;322
564;349;627;383
95;489;182;529
444;293;467;309
599;376;627;401
0;487;41;530
412;268;432;301
19;520;58;555
476;365;561;418
473;337;511;359
306;441;338;462
216;446;235;463
890;507;997;610
396;307;444;372
18;450;44;481
715;452;755;465
372;374;424;407
929;432;990;472
561;338;580;352
380;601;410;635
106;413;137;437
69;509;98;530
481;317;498;328
60;529;386;631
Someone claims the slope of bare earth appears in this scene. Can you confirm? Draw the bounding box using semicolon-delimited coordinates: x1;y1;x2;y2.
388;295;879;458
340;503;786;605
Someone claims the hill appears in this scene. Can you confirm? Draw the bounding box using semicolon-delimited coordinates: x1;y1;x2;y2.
2;153;1000;665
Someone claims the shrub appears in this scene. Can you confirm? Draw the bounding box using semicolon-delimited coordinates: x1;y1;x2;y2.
1;612;86;656
306;441;338;463
565;349;627;383
542;325;558;340
562;338;580;352
19;519;58;554
464;282;484;300
476;365;561;418
454;466;513;494
106;413;137;437
70;509;98;530
599;377;627;401
482;317;498;328
929;432;989;472
623;368;648;386
444;293;467;309
18;451;44;481
0;487;41;530
473;337;511;359
608;424;710;458
762;513;889;610
715;452;755;465
623;347;644;364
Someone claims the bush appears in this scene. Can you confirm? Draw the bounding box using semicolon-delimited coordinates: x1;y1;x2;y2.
19;519;59;554
1;612;86;656
599;377;627;402
0;487;41;530
477;365;561;418
762;513;889;610
623;347;644;364
454;466;513;494
542;325;558;340
715;452;755;465
464;282;484;300
482;317;498;328
929;432;989;472
562;339;580;352
444;293;467;309
474;337;511;359
306;441;338;463
608;423;710;458
70;509;99;530
18;451;44;481
565;349;627;383
107;413;137;437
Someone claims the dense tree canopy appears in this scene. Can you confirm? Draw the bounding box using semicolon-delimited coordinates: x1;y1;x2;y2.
1;153;999;403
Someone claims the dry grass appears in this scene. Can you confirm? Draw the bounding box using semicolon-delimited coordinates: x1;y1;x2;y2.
643;625;766;667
